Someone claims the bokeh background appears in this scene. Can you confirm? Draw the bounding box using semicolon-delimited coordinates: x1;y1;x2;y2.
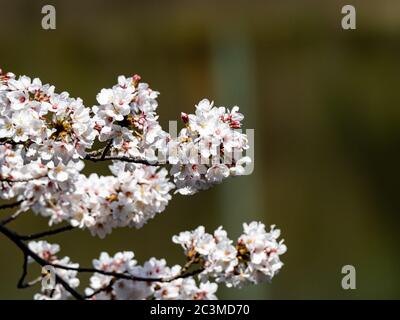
1;0;400;299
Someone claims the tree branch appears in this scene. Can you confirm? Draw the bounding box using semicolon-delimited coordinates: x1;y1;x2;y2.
0;200;22;211
0;139;27;146
49;263;164;282
84;154;159;166
17;254;29;289
82;262;204;299
100;140;113;160
84;278;115;299
0;208;25;225
19;225;75;241
0;215;204;299
17;254;41;289
49;258;204;283
0;223;84;300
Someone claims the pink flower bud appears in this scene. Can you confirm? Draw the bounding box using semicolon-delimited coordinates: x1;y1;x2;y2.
181;112;189;124
133;74;141;85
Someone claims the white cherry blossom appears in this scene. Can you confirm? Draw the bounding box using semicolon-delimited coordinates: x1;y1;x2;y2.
0;69;285;301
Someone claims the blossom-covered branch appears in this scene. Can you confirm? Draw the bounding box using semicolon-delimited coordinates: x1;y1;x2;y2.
0;220;285;300
0;68;286;300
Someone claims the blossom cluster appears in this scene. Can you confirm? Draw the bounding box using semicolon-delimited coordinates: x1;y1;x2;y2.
0;69;278;300
0;70;97;163
91;76;252;195
170;99;251;195
0;146;173;234
92;74;168;162
0;69;252;234
173;221;287;288
27;221;285;300
72;162;174;238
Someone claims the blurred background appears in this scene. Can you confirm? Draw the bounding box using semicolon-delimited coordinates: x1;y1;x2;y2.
0;0;400;299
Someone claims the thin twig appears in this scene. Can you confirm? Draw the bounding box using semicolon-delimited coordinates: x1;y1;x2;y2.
0;208;25;225
0;200;22;211
167;256;202;281
17;254;29;289
84;154;159;166
49;263;163;282
19;225;75;241
82;265;204;299
84;278;115;299
17;254;42;289
100;140;113;160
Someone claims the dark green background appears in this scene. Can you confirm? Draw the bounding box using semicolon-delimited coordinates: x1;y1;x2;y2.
1;0;399;299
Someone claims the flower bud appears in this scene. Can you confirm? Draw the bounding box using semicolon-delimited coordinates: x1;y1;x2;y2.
132;74;141;86
181;112;189;124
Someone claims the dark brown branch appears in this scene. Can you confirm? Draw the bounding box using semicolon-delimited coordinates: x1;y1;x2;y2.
17;254;29;289
84;154;159;166
0;209;24;225
0;139;26;146
17;254;41;289
82;265;204;299
19;225;75;241
50;259;204;283
49;263;163;282
0;200;22;211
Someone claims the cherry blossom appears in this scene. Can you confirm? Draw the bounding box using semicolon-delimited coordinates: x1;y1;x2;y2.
27;221;286;300
0;68;284;300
